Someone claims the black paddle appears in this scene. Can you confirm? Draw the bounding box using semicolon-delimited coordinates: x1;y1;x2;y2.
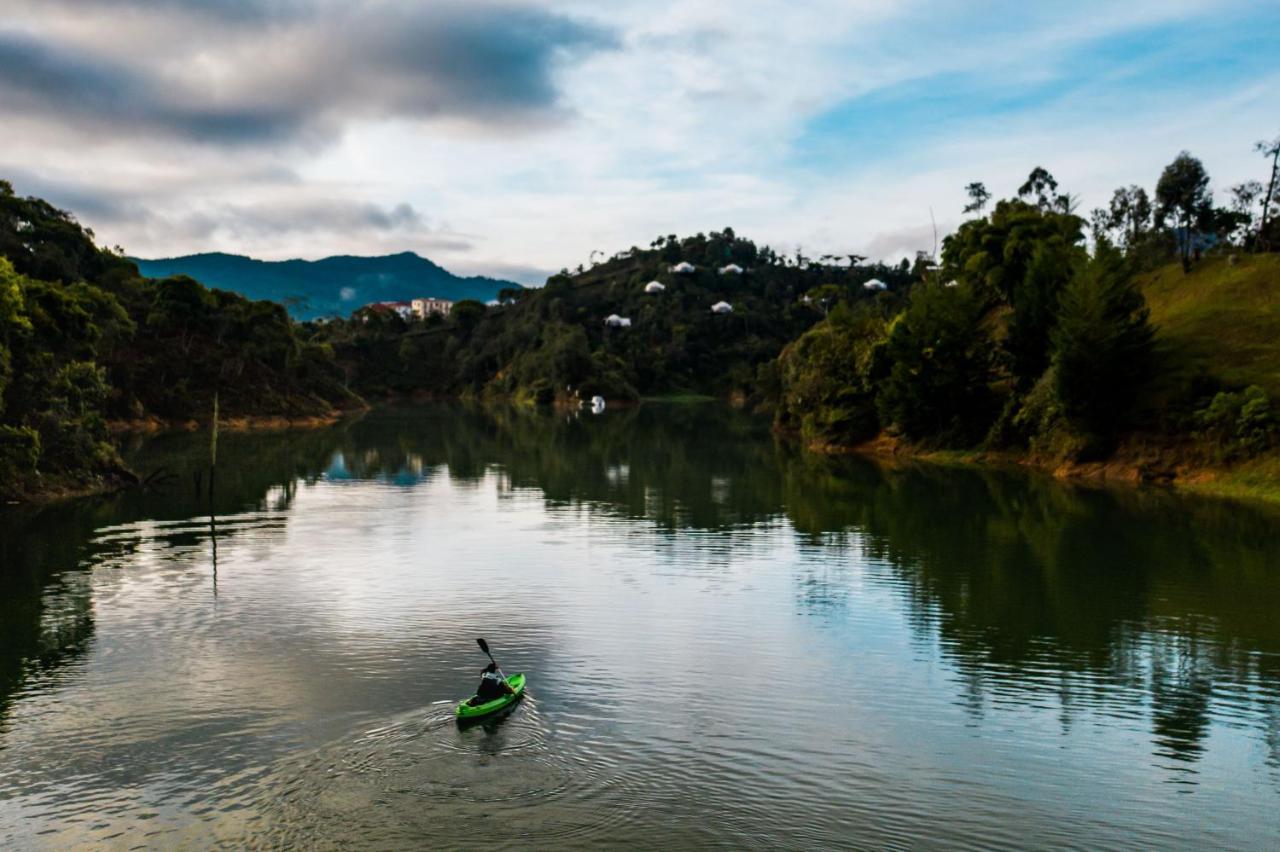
477;637;509;682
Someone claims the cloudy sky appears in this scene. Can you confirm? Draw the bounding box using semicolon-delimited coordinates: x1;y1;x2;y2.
2;0;1277;284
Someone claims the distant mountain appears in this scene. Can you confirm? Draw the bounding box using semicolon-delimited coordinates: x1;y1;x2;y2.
131;251;522;319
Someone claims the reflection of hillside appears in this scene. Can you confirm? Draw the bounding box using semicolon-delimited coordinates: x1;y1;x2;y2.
778;450;1280;763
329;403;788;532
4;402;1279;769
0;425;347;724
0;511;96;727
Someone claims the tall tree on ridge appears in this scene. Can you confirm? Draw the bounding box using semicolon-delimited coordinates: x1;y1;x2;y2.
1018;167;1059;210
1107;185;1153;249
963;182;991;216
1256;135;1280;252
1156;151;1211;272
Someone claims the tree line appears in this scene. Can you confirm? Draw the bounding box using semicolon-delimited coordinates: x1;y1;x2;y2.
3;134;1278;498
778;140;1280;467
0;180;358;499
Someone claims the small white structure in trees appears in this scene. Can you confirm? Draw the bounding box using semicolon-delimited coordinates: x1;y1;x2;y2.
711;301;733;314
604;314;632;328
944;279;960;288
671;261;696;274
644;280;666;293
718;263;744;275
863;278;888;291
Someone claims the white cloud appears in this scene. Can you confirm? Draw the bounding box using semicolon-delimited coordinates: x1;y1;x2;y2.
2;0;1276;277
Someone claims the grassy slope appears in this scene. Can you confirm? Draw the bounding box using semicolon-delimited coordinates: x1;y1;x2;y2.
1139;254;1280;504
1140;254;1280;397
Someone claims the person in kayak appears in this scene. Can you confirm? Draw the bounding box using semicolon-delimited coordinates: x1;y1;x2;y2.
471;663;515;704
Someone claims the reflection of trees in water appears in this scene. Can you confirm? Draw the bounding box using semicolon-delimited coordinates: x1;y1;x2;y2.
0;426;344;727
331;403;789;535
777;449;1280;767
4;403;1279;771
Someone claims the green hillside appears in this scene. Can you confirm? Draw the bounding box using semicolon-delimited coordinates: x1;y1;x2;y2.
315;232;916;403
132;252;520;320
1141;254;1280;398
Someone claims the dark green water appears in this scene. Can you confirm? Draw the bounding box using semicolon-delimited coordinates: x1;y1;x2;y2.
1;403;1279;849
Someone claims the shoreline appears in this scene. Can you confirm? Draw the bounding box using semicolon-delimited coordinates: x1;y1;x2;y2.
4;407;365;507
106;406;364;435
795;430;1280;508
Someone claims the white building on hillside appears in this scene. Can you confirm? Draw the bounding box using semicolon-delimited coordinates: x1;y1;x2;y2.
711;301;733;314
863;278;887;291
604;314;632;328
671;261;696;274
644;281;666;293
718;263;743;275
411;297;453;318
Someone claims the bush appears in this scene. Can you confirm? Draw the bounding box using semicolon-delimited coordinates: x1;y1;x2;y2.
1197;385;1277;460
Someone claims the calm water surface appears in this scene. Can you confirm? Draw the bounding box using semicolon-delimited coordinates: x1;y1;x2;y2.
2;403;1279;849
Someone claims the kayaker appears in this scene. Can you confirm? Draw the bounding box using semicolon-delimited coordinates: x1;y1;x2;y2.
473;663;515;704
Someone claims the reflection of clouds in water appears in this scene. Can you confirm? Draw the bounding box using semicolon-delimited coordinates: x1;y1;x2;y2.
4;404;1280;848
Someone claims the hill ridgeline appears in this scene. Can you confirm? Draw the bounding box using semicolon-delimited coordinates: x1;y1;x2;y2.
132;251;520;320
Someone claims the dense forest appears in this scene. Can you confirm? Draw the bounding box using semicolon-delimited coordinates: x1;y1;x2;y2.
777;143;1280;487
310;231;918;404
2;135;1278;502
0;180;360;500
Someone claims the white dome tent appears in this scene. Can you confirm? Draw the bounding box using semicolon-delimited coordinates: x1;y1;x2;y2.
604;314;632;328
863;278;888;291
671;262;696;274
711;301;733;314
718;264;743;275
644;281;666;293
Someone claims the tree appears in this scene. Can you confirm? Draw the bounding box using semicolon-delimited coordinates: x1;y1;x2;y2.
776;302;887;445
1050;246;1153;437
877;283;994;444
1230;181;1264;247
1107;185;1153;248
1018;167;1059;210
941;198;1084;304
450;299;486;334
1256;135;1280;252
1006;240;1077;387
1155;151;1211;271
963;182;991;215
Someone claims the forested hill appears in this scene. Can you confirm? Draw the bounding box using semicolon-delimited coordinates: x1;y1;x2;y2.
0;180;362;500
132;252;520;320
313;230;919;403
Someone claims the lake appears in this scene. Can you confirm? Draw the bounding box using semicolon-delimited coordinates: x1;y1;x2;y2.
2;403;1279;849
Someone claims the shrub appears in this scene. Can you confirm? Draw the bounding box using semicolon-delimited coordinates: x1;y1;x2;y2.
1197;385;1277;460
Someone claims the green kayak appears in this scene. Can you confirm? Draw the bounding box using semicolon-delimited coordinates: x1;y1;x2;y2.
456;672;526;720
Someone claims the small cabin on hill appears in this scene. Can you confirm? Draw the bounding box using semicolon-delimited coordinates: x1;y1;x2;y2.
863;278;887;291
711;301;733;314
644;281;666;293
671;262;696;274
604;314;632;328
718;264;744;275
